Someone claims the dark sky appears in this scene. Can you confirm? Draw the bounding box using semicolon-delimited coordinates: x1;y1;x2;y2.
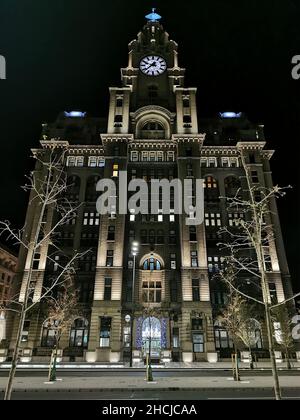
0;1;299;291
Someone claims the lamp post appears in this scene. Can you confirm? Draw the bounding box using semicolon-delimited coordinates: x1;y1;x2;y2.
129;241;139;368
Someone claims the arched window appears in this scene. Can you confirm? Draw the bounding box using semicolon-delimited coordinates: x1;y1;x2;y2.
143;257;162;271
66;175;81;201
69;318;89;348
224;176;241;198
141;121;165;139
204;176;220;202
204;176;218;189
85;176;100;202
41;319;59;348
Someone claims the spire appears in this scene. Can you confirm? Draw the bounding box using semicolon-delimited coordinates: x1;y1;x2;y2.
145;8;162;22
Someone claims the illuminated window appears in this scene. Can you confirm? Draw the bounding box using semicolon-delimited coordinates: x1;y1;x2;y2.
228;212;244;226
112;164;119;177
205;213;221;227
208;256;225;273
204;176;217;189
69;318;89;348
142;280;162;303
83;212;100;226
88;156;105;167
106;250;114;267
167;151;175;162
99;317;111;347
191;251;198;267
142;257;161;271
66;156;84;167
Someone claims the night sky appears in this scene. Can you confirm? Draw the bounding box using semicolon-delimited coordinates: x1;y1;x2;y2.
0;1;299;291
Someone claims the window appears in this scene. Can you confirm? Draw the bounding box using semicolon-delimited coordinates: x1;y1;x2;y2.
41;320;59;348
83;212;100;226
189;226;197;242
129;209;136;222
167;151;175;162
212;292;227;305
249;153;256;164
106;250;114;267
200;157;208;167
66;156;84;167
112;163;119;177
192;279;200;301
53;255;60;272
192;318;203;330
158;213;163;222
69;318;89;348
141;229;148;244
142;151;148;162
170;253;176;270
21;321;30;342
79;253;96;272
114;115;123;127
269;282;277;303
183;115;192;126
143;257;161;271
193;333;204;353
169;230;176;245
33;252;40;270
214;327;233;349
116;98;123;108
228;212;245;226
123;326;131;347
157;151;164;162
107;226;115;241
169;210;175;222
205;213;221;227
208;256;224;273
204;176;217;189
172;327;180;348
157;229;164;244
186;147;192;157
251;171;259;183
187;163;193;177
191;251;198;267
141;121;165;139
131;151;139;162
99;317;111;347
142;280;162;303
88;156;105;167
104;278;112;301
149;151;156;162
170;277;178;301
208;157;217;168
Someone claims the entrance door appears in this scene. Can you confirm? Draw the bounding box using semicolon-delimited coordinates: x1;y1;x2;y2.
142;317;161;359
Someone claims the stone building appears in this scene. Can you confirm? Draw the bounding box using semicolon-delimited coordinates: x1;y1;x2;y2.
5;11;293;364
0;245;17;342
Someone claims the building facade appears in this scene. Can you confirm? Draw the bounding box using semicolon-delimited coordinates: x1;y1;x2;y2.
6;13;293;364
0;245;17;342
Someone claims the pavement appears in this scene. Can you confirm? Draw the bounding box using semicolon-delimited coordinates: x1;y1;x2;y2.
0;373;299;392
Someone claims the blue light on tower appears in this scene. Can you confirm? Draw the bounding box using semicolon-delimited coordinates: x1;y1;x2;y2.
64;111;86;118
145;8;162;22
219;112;242;119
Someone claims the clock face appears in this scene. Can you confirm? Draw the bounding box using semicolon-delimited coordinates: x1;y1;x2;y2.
140;55;167;76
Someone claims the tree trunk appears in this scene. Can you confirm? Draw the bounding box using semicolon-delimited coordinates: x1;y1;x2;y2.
4;309;25;400
264;303;281;400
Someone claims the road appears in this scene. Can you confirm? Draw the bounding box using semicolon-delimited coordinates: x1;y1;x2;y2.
1;368;300;378
1;388;300;400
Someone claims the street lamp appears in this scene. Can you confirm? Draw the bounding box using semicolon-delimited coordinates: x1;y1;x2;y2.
129;241;139;367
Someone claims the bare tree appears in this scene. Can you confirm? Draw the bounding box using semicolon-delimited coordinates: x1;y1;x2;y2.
0;146;87;400
45;281;79;381
217;149;300;400
272;305;295;370
218;288;245;381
